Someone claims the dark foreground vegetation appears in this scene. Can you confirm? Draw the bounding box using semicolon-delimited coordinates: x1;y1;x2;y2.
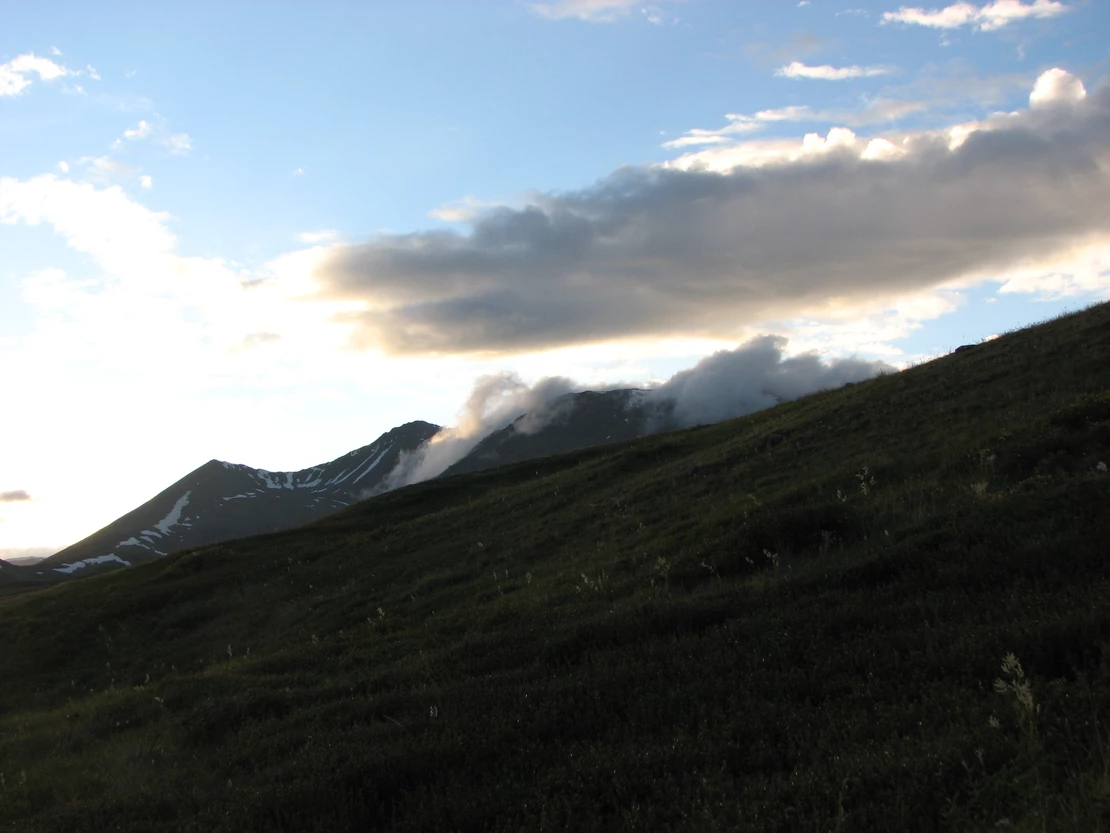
3;304;1110;832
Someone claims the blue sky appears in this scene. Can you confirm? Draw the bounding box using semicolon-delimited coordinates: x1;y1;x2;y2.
2;0;1109;555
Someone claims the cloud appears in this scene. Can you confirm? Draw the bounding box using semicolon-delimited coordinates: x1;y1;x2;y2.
429;196;505;223
114;118;192;157
161;133;193;155
0;52;73;96
1029;66;1086;107
1;490;31;502
314;70;1109;358
531;0;677;22
663;98;929;148
86;64;101;81
373;373;580;490
882;1;1070;31
241;331;282;348
123;120;154;141
663;106;832;150
298;230;339;244
78;156;136;183
0;173;361;380
140;175;153;189
662;114;766;149
374;335;891;490
776;61;890;80
650;336;894;427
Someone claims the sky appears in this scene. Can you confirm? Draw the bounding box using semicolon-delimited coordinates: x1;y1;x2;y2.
2;0;1109;558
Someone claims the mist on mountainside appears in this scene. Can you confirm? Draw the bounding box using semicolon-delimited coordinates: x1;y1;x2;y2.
650;335;895;428
368;373;581;496
375;336;894;492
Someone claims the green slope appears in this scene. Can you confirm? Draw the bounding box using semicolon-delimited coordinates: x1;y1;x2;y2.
2;304;1110;832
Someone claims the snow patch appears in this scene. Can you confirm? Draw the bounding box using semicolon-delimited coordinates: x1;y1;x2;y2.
54;554;132;575
256;470;289;490
352;444;393;484
154;491;191;535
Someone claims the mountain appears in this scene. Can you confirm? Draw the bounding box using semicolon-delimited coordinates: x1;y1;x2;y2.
2;303;1108;830
445;388;674;477
30;420;438;582
0;555;47;566
2;304;1109;830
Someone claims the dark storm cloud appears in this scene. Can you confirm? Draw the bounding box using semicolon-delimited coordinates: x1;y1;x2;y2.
316;77;1110;355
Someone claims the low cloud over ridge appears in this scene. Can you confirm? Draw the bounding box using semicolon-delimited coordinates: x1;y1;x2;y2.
377;336;893;491
654;336;892;428
371;373;580;493
315;70;1110;356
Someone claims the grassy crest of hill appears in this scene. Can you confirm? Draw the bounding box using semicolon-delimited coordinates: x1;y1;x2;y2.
2;304;1110;832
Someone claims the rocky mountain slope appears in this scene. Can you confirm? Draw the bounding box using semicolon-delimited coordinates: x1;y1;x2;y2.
8;421;438;584
445;388;673;477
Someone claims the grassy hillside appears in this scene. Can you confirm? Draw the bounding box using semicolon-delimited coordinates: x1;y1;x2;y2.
2;303;1110;832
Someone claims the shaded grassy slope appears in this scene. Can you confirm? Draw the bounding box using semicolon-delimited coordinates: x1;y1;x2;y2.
2;304;1110;832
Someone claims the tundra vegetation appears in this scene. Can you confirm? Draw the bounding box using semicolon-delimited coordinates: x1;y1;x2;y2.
1;303;1109;832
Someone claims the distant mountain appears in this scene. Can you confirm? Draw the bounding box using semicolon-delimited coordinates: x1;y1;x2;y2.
445;389;675;477
1;555;47;566
29;421;439;582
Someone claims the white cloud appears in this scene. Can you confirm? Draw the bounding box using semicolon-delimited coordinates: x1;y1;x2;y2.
663;98;928;149
161;133;193;155
86;64;101;81
123;120;154;141
429;196;507;223
530;0;678;22
662;110;806;149
882;1;1070;32
50;46;62;56
293;167;306;176
754;105;815;122
56;161;69;173
991;242;1110;300
297;230;339;244
776;61;890;80
0;52;73;96
1029;66;1086;107
115;119;194;157
78;156;136;183
140;175;153;189
1;176;175;277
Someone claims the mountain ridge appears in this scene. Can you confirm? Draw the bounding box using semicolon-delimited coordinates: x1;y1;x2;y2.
443;387;673;477
1;302;1108;829
13;421;439;584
